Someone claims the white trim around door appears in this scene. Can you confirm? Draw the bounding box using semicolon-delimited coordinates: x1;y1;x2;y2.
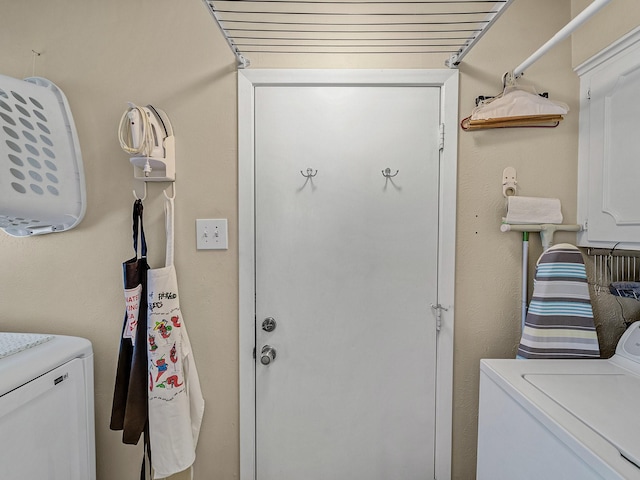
238;69;458;480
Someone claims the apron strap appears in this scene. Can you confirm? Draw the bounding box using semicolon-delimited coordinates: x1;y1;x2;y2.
164;196;175;267
132;199;148;259
140;424;153;480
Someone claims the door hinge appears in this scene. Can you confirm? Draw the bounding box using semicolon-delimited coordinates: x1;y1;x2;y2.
252;347;256;359
430;303;448;331
438;123;445;151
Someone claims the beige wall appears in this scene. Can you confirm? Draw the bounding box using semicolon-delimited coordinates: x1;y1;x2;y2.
572;0;640;67
1;1;239;479
455;1;579;477
0;1;636;479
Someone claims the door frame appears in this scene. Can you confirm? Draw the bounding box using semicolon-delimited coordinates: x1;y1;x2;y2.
238;69;458;480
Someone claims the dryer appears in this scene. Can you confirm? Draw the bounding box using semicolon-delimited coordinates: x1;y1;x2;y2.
0;333;95;480
477;322;640;479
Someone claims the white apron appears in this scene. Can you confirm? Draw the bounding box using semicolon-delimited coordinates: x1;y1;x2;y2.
147;196;205;479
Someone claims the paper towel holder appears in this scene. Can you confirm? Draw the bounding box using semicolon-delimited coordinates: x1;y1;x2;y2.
503;167;517;197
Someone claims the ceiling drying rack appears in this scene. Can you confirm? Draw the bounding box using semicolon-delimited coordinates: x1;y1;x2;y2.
201;0;515;68
202;0;613;75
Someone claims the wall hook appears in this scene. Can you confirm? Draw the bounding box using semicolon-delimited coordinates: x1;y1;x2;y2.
163;182;176;200
301;168;318;178
382;168;399;178
133;182;147;201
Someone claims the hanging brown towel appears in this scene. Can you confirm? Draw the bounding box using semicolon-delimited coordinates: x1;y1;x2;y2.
110;199;150;445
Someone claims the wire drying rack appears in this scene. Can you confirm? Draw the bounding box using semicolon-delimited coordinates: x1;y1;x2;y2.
587;248;640;296
201;0;515;67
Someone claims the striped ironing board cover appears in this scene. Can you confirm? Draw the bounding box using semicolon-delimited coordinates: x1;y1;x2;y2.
517;243;600;359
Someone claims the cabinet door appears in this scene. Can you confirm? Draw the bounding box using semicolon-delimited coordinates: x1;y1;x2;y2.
578;33;640;249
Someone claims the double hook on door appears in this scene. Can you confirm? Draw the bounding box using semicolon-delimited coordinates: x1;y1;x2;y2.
382;168;399;178
299;167;399;178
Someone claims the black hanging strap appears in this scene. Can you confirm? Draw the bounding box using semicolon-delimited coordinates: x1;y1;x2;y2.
132;199;147;258
140;424;153;480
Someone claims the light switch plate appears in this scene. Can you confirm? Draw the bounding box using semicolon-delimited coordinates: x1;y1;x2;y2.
196;219;228;250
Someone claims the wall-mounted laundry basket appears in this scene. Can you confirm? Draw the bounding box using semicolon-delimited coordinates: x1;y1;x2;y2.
0;74;85;237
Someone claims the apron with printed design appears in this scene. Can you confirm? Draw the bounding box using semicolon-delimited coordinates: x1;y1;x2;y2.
147;196;204;479
111;199;150;445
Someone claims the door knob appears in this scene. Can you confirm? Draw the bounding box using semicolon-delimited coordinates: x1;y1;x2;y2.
260;345;277;365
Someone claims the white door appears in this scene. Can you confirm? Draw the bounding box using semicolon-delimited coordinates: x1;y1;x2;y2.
254;83;441;480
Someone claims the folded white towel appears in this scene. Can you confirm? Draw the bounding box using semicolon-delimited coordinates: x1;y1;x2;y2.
505;196;563;225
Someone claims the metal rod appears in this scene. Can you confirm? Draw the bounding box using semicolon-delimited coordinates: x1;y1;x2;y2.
225;27;482;33
240;48;457;54
235;42;466;47
586;248;640;257
218;18;490;26
215;1;506;3
522;232;529;331
215;10;498;17
513;0;612;78
231;35;473;40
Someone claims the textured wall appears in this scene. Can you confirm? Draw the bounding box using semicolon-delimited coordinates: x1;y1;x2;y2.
1;1;638;479
454;1;579;477
572;0;640;68
1;1;239;479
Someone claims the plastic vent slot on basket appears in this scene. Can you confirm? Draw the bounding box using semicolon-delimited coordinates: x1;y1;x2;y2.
0;74;85;236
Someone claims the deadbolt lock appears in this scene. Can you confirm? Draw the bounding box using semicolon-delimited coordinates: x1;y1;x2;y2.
262;317;277;332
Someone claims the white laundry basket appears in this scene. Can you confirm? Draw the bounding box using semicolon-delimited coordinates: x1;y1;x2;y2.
0;74;85;236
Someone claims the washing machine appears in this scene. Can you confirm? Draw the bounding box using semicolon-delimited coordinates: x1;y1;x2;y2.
477;321;640;479
0;332;96;480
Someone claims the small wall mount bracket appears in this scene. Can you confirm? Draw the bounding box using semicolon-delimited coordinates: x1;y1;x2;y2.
503;167;518;197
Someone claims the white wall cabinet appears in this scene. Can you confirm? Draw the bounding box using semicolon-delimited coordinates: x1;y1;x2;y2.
577;27;640;250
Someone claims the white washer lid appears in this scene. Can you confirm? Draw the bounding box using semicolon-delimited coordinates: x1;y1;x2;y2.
526;372;640;470
0;332;53;359
0;334;92;396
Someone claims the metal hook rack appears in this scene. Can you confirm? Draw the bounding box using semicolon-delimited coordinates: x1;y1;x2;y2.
382;168;399;178
301;168;318;178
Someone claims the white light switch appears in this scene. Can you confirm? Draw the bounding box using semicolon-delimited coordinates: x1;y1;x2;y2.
196;219;228;250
